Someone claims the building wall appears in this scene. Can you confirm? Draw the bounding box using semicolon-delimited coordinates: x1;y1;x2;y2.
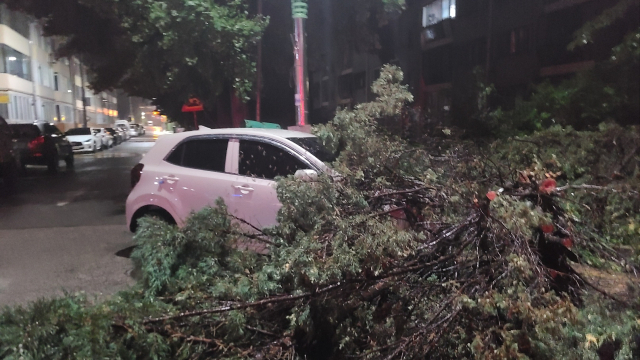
308;0;637;127
417;0;638;126
0;4;123;131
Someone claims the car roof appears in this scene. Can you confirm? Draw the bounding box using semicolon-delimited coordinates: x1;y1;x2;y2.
146;128;314;162
191;127;314;139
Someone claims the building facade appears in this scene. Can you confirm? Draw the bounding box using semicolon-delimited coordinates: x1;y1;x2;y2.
0;4;120;130
307;0;638;127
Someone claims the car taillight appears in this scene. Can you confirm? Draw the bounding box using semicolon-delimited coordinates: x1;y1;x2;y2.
28;136;45;151
131;163;144;188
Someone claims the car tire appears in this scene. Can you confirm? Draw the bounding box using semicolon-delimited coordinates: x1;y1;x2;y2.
134;209;176;232
65;152;74;169
47;152;60;173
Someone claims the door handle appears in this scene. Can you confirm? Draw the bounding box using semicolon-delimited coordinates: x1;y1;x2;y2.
234;185;254;194
161;175;179;183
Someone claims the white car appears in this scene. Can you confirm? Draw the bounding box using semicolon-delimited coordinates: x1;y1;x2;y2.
126;128;335;232
91;128;114;149
65;128;102;152
115;120;133;138
117;126;130;141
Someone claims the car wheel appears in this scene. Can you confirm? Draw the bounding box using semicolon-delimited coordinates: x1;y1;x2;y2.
47;152;60;173
65;152;74;169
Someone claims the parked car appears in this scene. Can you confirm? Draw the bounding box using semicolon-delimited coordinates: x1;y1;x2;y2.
92;128;114;148
105;127;122;145
126;128;335;232
116;124;131;141
65;127;102;152
131;123;145;136
0;116;18;186
128;124;141;137
10;121;74;173
115;120;134;138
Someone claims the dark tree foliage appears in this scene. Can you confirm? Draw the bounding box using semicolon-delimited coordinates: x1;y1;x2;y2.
1;0;267;122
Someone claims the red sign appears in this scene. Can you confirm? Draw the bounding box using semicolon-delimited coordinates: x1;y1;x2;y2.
182;97;204;112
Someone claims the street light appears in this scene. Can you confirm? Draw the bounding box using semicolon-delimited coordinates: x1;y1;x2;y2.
292;1;308;127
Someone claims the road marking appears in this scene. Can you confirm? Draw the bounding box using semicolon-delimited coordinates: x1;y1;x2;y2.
56;201;69;207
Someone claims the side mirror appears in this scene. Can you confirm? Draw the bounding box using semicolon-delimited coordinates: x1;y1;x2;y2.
294;169;318;182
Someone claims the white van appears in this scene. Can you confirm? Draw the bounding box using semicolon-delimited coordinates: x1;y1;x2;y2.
114;120;134;138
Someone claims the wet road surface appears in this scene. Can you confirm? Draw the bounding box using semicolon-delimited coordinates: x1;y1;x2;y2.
0;138;155;307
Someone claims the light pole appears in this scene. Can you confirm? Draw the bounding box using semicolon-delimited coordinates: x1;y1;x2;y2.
256;0;263;122
292;1;308;126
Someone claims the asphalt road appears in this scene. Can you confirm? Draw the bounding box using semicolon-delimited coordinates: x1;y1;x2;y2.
0;137;155;307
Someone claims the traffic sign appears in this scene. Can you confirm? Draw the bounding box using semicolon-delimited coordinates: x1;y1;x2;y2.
182;98;203;112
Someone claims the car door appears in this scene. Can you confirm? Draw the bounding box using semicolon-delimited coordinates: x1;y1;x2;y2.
230;138;313;230
159;136;240;222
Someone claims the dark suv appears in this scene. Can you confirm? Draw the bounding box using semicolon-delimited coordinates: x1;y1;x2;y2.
0;116;17;187
10;121;74;173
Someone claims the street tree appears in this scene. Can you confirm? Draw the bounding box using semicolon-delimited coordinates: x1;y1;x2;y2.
2;0;267;122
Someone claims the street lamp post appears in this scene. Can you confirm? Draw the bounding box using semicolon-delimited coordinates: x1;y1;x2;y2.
292;1;308;127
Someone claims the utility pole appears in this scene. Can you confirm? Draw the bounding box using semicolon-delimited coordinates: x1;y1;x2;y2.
292;1;308;126
79;59;88;128
256;0;263;122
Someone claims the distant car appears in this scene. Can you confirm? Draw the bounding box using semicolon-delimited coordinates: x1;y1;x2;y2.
126;128;335;232
92;128;114;149
116;124;131;140
10;121;74;173
132;124;145;136
105;127;122;145
0;116;18;186
128;124;141;137
65;127;102;152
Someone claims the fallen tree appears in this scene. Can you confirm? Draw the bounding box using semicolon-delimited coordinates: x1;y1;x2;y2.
1;66;638;360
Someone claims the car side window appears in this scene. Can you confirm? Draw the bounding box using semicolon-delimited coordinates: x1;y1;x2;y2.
44;124;62;137
239;140;307;180
166;138;228;173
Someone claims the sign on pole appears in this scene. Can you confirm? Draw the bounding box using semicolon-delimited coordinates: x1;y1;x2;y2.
181;98;204;112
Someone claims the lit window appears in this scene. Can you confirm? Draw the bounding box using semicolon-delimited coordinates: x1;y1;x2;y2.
422;0;456;27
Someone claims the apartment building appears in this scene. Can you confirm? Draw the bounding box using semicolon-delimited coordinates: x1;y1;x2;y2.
418;0;638;125
307;0;637;126
0;4;119;130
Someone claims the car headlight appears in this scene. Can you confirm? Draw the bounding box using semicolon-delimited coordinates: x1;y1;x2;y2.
84;139;93;143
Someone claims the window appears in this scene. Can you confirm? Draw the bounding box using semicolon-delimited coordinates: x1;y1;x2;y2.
321;78;329;104
288;137;336;163
422;0;456;27
354;72;366;90
497;26;532;57
54;73;59;91
338;73;353;100
0;45;31;81
0;4;31;39
44;123;63;137
65;128;91;136
239;140;307;180
167;138;228;173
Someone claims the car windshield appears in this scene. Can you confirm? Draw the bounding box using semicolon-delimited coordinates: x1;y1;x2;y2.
288;137;336;163
9;124;40;139
66;128;91;136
